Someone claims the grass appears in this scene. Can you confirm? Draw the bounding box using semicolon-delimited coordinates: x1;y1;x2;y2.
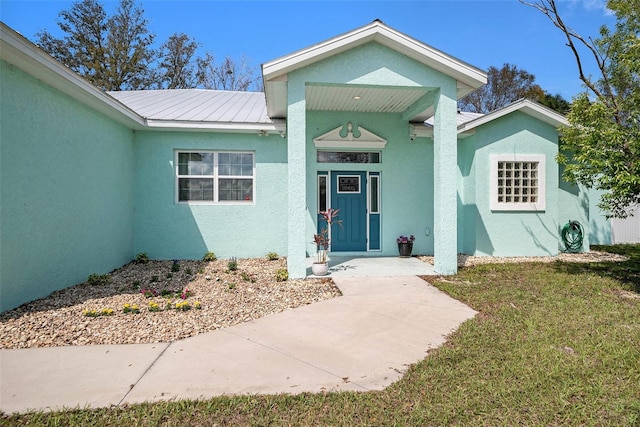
3;245;639;426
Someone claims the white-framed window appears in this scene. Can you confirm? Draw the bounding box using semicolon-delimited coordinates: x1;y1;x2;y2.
369;174;380;213
318;174;328;213
337;175;360;193
176;151;254;203
490;154;546;211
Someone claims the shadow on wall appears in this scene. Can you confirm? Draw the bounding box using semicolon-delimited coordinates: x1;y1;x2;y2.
522;215;557;256
460;202;494;256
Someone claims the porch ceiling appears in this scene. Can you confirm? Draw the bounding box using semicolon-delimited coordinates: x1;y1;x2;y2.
306;84;434;121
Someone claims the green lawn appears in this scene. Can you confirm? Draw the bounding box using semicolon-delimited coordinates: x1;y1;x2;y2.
4;245;639;426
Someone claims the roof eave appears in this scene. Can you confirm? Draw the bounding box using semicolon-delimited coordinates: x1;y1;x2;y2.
145;119;286;134
457;99;569;133
0;23;145;130
263;21;487;119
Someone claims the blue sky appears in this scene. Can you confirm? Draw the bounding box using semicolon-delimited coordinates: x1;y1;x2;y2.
0;0;616;98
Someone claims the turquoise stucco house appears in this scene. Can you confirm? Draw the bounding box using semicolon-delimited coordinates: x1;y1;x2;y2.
0;20;611;312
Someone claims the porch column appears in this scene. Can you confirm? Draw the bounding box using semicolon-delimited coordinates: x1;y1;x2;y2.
286;79;307;278
433;84;458;275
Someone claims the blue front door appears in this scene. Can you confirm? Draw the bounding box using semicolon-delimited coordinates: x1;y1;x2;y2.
331;171;367;251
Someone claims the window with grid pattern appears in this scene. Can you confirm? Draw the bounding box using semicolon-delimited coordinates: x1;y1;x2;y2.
491;154;545;211
176;151;254;203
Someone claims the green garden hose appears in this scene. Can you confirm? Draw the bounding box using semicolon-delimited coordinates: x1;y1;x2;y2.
561;220;584;253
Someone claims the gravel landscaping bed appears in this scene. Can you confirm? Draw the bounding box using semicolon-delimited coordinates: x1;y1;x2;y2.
418;250;629;267
1;251;628;350
0;257;340;349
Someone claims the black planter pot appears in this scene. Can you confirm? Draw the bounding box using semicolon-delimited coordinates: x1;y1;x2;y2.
397;242;413;258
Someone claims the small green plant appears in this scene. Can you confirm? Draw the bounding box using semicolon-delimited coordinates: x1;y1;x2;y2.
166;273;173;279
141;288;157;298
87;273;110;286
275;269;289;282
132;280;141;289
203;251;217;262
181;288;193;299
134;252;149;264
228;257;238;271
122;303;140;314
266;252;279;261
198;268;205;274
148;301;160;312
193;301;202;310
185;268;193;275
161;289;173;297
150;275;159;283
171;260;180;272
175;301;191;311
228;282;236;290
83;307;114;317
241;272;251;282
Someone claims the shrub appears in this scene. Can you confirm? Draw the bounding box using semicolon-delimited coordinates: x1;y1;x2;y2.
171;260;180;272
228;257;238;271
175;301;191;311
87;274;110;286
203;251;217;262
123;304;140;314
134;252;149;264
266;252;279;261
275;269;289;282
141;288;157;298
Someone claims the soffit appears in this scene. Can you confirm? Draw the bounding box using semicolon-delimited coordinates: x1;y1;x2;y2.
306;84;430;115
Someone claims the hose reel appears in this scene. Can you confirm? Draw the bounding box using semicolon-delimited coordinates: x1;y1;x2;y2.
561;220;584;253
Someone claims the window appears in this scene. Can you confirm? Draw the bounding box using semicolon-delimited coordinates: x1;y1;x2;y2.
337;175;360;193
490;154;545;211
318;175;328;213
369;175;380;213
176;151;254;203
317;152;380;163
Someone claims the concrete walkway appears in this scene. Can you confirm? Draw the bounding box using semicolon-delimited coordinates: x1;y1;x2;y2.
1;271;476;414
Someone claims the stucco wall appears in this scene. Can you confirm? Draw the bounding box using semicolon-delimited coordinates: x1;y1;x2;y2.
0;60;135;312
306;111;435;256
132;131;288;260
460;111;562;257
290;42;453;258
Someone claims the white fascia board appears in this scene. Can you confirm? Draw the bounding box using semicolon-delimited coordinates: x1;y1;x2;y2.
457;99;568;133
370;27;487;90
409;123;433;138
0;23;145;129
262;24;378;80
145;120;286;134
263;21;487;89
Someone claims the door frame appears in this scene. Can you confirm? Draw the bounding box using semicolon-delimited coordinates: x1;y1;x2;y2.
317;170;381;252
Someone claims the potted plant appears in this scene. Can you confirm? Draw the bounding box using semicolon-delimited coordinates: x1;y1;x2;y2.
396;234;415;257
312;208;341;276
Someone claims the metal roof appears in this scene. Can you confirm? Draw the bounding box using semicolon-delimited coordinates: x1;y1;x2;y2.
108;89;274;124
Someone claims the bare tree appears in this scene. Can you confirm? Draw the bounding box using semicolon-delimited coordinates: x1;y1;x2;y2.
459;63;545;113
159;33;199;89
197;53;256;91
